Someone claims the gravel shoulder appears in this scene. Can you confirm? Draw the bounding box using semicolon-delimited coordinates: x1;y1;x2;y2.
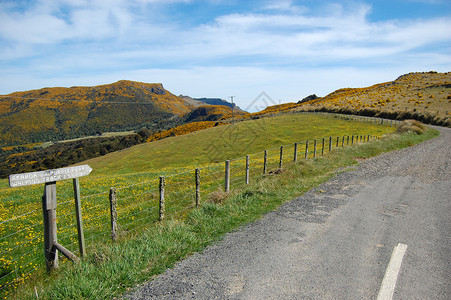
126;127;451;299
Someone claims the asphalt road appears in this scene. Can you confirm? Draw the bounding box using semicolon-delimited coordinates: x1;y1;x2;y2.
127;127;451;300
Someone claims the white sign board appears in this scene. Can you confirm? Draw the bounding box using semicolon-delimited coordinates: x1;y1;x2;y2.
9;165;92;188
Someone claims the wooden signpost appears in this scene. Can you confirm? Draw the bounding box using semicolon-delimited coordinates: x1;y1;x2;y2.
9;165;92;271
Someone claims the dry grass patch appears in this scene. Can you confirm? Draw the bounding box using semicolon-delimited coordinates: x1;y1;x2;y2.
208;188;229;204
396;119;427;134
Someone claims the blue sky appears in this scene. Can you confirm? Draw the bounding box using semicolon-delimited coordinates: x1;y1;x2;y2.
0;0;450;110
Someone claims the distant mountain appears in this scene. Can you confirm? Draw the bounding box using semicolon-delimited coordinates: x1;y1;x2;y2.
183;105;246;123
0;81;240;147
178;95;206;107
194;97;245;112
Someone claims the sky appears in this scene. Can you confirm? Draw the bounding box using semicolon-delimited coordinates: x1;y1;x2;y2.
0;0;450;111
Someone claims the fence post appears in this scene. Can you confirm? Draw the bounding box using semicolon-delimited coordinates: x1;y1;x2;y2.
245;155;250;185
109;187;118;241
351;135;354;145
305;141;309;159
321;138;325;156
73;178;85;258
329;137;332;152
313;140;317;158
43;182;58;271
279;146;284;168
195;168;200;207
342;136;345;147
336;136;339;148
225;160;231;192
159;177;165;221
263;150;268;174
347;136;350;145
294;143;298;162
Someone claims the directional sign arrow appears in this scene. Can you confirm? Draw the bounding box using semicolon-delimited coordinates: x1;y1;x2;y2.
9;165;92;188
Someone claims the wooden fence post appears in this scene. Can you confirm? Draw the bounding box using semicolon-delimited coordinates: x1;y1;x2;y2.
279;146;284;169
351;135;354;145
73;178;85;258
195;169;200;207
43;182;58;271
342;136;345;147
305;141;309;159
225;160;230;192
329;137;332;152
159;177;165;221
313;140;317;158
321;138;325;156
336;136;339;148
347;136;350;145
245;155;250;185
109;187;118;241
263;150;268;174
294;143;298;162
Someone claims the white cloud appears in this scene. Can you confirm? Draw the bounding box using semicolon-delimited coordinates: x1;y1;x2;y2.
0;0;450;101
263;0;306;13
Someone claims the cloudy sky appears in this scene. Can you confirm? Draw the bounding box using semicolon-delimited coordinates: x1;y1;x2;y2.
1;0;450;110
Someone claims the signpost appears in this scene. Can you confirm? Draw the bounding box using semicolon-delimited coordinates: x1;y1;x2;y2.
9;165;92;188
9;165;92;271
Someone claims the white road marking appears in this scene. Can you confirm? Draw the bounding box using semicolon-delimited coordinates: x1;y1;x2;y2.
377;243;408;300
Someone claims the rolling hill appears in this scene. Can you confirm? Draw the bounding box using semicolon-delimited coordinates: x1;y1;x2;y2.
294;71;451;125
0;80;193;146
0;81;238;147
1;71;449;178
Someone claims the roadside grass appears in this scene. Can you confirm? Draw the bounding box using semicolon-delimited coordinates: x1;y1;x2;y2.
12;126;439;299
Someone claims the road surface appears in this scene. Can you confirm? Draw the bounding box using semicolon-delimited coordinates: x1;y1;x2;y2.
127;127;451;299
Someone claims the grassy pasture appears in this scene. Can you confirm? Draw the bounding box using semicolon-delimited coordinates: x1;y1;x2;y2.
76;113;393;176
0;113;395;298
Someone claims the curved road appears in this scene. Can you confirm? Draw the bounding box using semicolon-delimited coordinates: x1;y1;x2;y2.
127;127;451;299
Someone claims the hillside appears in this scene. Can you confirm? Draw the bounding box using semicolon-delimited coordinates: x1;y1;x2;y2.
295;71;451;125
183;105;246;123
0;80;195;146
75;113;395;176
194;97;245;112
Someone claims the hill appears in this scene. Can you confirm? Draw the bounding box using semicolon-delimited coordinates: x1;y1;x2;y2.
183;105;246;123
294;71;451;125
178;96;245;112
194;97;245;112
2;71;449;178
0;80;195;147
74;113;395;176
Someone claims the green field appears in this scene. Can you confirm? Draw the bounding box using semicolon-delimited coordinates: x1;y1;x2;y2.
75;113;394;176
0;113;396;298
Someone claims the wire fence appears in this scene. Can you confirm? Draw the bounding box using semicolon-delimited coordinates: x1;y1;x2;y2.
0;113;397;296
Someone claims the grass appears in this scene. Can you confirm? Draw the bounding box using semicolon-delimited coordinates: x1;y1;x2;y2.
0;113;397;298
74;113;394;176
7;123;439;299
